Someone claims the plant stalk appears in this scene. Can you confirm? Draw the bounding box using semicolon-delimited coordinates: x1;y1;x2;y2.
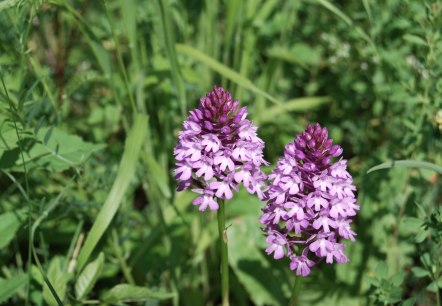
288;275;302;306
217;200;229;306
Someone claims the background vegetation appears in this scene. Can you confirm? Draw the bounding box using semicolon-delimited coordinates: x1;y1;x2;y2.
0;0;441;305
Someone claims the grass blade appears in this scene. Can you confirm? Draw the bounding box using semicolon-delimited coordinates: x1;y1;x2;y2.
76;114;148;271
176;44;282;104
158;0;187;115
317;0;352;26
256;96;330;124
367;160;442;175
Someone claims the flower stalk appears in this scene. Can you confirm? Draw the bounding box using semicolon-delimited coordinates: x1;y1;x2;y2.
173;86;268;305
288;275;302;306
217;199;229;306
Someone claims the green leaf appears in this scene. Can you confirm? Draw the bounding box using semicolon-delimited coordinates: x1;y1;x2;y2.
0;210;25;250
317;0;352;26
0;274;27;303
75;252;105;300
390;272;405;286
17;127;104;172
0;0;20;11
426;276;442;292
76;115;148;271
375;262;388;279
403;34;427;46
367;160;442;175
401;217;424;230
175;44;281;105
401;297;417;306
229;216;288;306
42;257;67;306
415;230;428;243
257;97;330;124
101;284;175;304
267;44;322;67
411;267;430;278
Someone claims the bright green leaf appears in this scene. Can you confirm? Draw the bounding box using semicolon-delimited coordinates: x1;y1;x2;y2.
175;44;281;105
42;257;67;306
229;216;288;306
426;276;442;292
367;160;442;175
403;34;427;46
0;0;20;11
0;274;27;303
0;210;25;250
75;252;105;300
102;284;175;304
16;127;104;172
257;97;330;124
411;267;430;278
76;115;147;271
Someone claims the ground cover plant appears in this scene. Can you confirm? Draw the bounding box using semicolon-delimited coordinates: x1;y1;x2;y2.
0;0;441;305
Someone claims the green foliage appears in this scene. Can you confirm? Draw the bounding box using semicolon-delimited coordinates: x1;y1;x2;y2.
0;0;441;305
0;210;25;249
75;252;105;300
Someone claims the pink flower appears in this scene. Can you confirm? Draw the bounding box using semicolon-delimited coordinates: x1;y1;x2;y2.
174;86;268;211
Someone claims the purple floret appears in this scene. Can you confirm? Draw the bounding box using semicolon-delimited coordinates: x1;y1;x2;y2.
174;86;268;211
260;123;359;276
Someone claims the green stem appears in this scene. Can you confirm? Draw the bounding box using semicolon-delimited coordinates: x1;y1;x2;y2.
288;275;301;306
435;284;440;306
217;200;229;306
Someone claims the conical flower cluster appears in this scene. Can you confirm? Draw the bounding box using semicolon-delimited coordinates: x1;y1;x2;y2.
260;123;359;276
174;86;268;211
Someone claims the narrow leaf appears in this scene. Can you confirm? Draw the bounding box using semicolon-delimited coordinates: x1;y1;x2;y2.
102;284;175;304
317;0;352;26
176;44;281;105
257;97;330;123
367;160;442;175
76;115;148;271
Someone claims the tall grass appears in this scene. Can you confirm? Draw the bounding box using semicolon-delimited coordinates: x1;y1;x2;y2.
0;0;441;305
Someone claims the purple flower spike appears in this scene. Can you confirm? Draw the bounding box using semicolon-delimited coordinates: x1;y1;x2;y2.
174;86;268;211
260;123;359;276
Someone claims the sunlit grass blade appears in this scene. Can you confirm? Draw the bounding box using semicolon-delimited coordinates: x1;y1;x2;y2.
367;160;442;175
315;0;372;44
76;114;148;271
158;0;187;115
256;97;330;124
316;0;352;26
176;44;282;105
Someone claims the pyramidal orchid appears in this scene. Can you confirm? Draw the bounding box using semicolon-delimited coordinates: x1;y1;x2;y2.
174;86;268;210
260;123;359;278
174;86;268;306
